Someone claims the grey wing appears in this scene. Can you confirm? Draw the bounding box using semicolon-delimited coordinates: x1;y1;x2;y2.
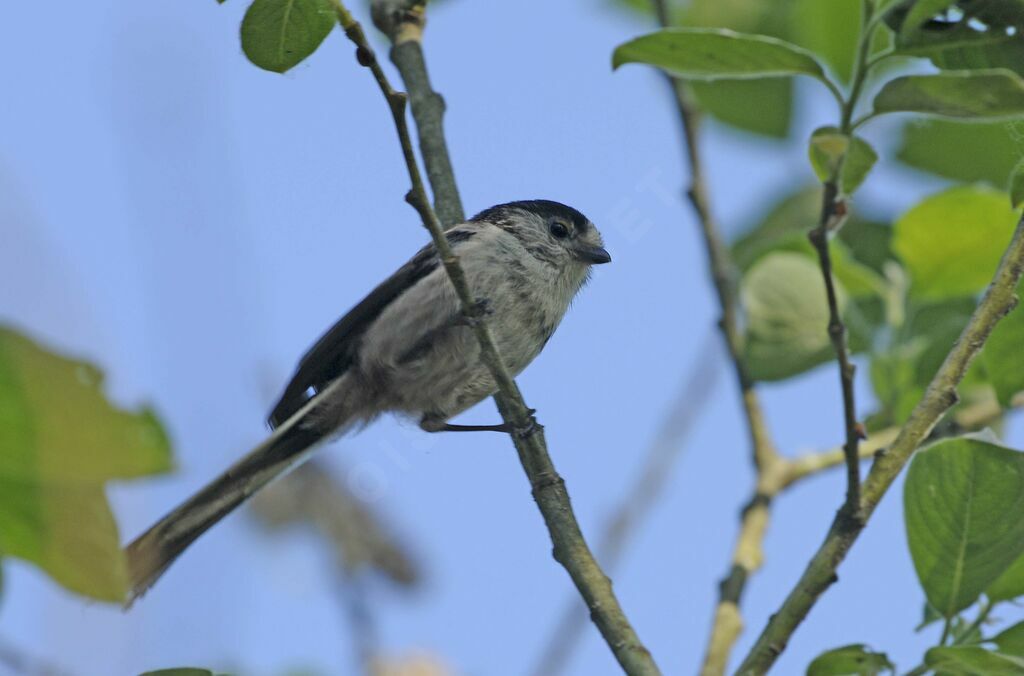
267;227;478;428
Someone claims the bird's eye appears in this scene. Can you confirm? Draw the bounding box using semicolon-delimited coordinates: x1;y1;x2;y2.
549;221;569;239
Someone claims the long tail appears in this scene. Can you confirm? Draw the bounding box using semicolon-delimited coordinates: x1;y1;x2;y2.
124;379;349;606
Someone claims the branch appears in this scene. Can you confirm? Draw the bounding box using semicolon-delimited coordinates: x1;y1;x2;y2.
737;214;1024;675
807;0;877;521
531;334;722;676
648;2;782;673
808;183;862;512
329;5;659;674
370;0;464;227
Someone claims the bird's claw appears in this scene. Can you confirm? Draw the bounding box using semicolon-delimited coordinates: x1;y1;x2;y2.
461;298;494;327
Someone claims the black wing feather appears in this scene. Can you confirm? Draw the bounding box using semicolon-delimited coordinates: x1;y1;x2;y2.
267;228;475;428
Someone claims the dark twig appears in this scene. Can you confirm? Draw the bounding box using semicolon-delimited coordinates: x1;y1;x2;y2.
737;215;1024;675
648;1;781;673
329;5;659;674
808;0;878;522
531;334;721;676
808;183;862;514
370;0;464;227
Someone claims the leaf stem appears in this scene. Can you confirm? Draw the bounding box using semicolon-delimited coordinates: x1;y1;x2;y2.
327;3;660;673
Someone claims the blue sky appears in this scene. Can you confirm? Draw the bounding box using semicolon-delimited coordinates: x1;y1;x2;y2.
2;1;1022;675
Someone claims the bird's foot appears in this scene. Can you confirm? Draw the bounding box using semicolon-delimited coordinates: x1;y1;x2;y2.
459;298;494;327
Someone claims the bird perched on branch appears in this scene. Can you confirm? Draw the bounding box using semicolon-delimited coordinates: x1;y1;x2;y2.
124;199;611;604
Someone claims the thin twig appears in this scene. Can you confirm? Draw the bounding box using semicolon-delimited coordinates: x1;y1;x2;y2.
648;1;781;673
370;0;464;227
328;5;659;673
531;333;721;676
809;0;878;518
808;183;862;513
737;214;1024;675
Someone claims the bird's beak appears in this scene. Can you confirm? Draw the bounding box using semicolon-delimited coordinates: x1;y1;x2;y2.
574;244;612;265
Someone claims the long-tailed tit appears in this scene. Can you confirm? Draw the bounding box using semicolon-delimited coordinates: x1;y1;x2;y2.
124;200;610;603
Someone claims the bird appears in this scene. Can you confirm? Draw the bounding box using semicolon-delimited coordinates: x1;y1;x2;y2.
123;199;611;604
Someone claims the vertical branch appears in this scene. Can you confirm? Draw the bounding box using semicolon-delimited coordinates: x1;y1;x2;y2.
649;2;780;674
737;215;1024;674
808;0;877;518
370;0;464;227
330;5;660;674
808;183;862;513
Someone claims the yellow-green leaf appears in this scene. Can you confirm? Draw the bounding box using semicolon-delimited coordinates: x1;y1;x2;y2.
808;126;878;195
0;327;172;601
893;185;1019;299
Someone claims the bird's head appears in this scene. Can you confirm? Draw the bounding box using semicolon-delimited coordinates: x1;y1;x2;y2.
470;200;611;272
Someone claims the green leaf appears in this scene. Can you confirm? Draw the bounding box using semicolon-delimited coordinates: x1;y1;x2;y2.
788;0;861;83
612;28;829;83
741;252;846;381
690;80;793;137
893;185;1019;300
915;600;944;631
806;643;894;675
988;551;1024;601
872;69;1024;120
240;0;336;74
870;297;978;426
981;281;1024;406
807;127;878;195
994;620;1024;656
904;437;1024;617
676;0;796;137
1010;158;1024;208
924;646;1024;675
896;119;1024;187
0;327;173;602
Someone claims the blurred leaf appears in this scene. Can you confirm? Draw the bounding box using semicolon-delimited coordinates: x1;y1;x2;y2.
839;217;895;273
240;0;336;74
988;551;1024;601
250;461;419;586
139;670;217;676
981;281;1024;406
0;327;172;602
893;185;1019;300
896;119;1024;186
871;297;980;426
1010;158;1024;208
915;600;944;631
951;613;985;645
872;70;1024;119
904;437;1024;617
808;127;878;195
612;28;829;82
903;0;957;32
788;0;861;82
994;620;1024;655
924;646;1024;675
741;252;846;381
806;643;894;675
